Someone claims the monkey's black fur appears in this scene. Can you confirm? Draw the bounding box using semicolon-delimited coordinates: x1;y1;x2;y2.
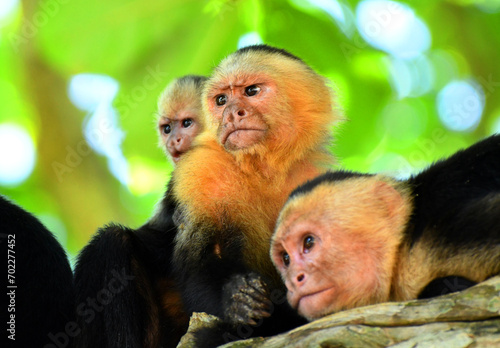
236;44;304;63
418;276;477;299
407;135;500;247
73;183;182;348
289;170;372;199
0;195;74;348
75;185;305;348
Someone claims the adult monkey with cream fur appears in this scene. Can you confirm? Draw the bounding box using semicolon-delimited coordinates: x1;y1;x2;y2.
271;135;500;321
171;45;340;344
157;75;207;163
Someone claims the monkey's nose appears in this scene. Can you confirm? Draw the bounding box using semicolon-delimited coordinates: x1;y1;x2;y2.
237;109;246;117
297;273;305;283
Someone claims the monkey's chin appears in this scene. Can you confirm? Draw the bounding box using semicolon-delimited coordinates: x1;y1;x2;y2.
169;151;183;163
224;129;266;151
295;287;336;320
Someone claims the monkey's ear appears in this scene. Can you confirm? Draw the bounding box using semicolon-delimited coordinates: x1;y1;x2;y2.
372;179;408;224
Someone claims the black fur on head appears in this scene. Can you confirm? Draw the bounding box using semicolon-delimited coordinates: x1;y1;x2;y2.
289;170;373;201
236;44;303;63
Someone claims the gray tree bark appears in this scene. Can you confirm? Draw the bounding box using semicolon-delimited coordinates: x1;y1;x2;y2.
178;276;500;348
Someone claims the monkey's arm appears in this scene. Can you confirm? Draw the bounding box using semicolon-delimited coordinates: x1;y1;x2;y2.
171;221;251;317
181;267;306;347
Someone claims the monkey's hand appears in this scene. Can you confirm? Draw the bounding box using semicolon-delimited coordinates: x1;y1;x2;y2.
222;272;272;326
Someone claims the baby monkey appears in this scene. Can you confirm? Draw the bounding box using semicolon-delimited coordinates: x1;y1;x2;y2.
157;75;207;163
271;135;500;320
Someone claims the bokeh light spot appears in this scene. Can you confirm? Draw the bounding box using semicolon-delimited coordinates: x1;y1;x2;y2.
237;32;263;49
356;0;431;59
83;103;129;185
68;74;119;112
387;55;434;98
0;123;36;186
68;74;129;185
437;80;484;132
0;0;18;22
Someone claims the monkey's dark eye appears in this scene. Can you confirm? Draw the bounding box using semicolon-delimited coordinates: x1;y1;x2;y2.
282;252;290;267
245;85;260;97
303;236;315;253
215;94;227;106
162;124;171;134
182;118;193;128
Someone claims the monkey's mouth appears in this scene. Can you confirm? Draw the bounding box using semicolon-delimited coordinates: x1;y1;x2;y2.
294;287;335;310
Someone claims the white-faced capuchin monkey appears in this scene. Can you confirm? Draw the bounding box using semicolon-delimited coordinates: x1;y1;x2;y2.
169;44;342;346
271;134;500;321
148;75;207;227
74;75;207;348
157;75;207;163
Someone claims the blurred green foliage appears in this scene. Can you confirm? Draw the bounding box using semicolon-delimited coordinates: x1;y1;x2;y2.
0;0;499;262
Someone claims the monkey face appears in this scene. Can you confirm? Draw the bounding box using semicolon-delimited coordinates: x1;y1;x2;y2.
270;212;379;321
271;179;403;320
272;215;387;320
206;77;277;152
158;109;202;163
201;47;339;163
157;75;207;164
271;218;338;320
